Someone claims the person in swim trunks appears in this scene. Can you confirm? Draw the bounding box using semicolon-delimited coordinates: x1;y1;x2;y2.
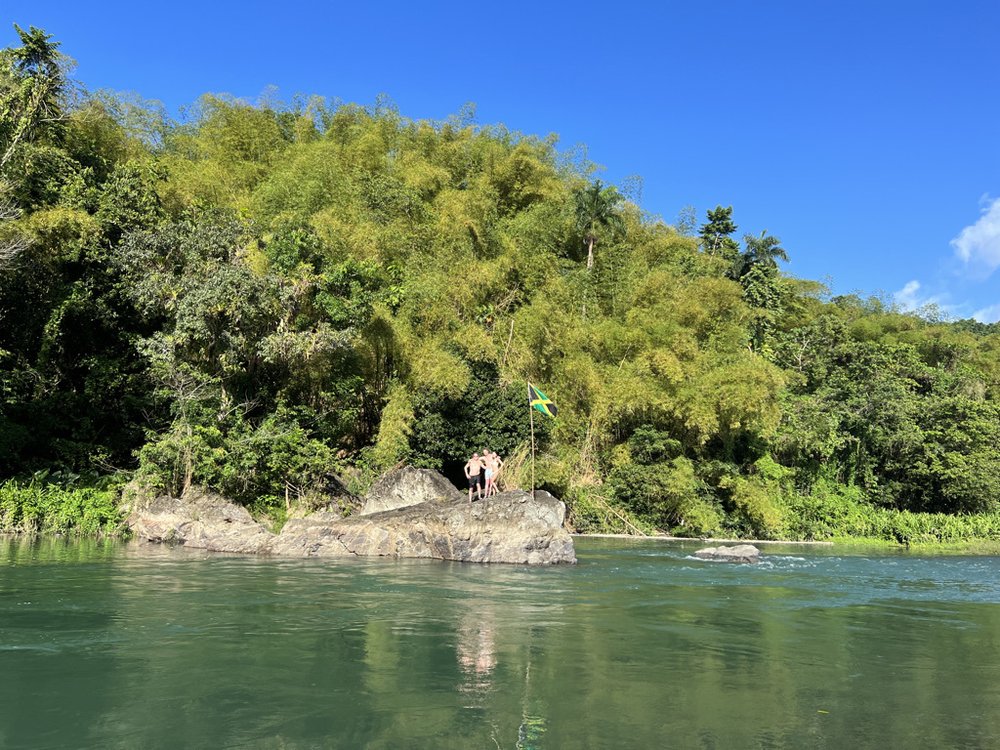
464;452;484;502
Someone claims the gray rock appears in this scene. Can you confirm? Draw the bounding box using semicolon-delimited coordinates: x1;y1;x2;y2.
127;487;275;554
694;544;761;564
272;490;576;564
360;466;464;515
128;482;576;565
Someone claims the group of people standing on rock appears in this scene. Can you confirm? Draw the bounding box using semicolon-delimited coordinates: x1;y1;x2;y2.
463;450;505;502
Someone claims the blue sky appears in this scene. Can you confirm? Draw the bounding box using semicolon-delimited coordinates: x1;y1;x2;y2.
6;1;999;320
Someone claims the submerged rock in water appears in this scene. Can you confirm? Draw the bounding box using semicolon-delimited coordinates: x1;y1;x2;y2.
694;544;761;564
360;466;464;515
273;490;576;564
127;487;275;555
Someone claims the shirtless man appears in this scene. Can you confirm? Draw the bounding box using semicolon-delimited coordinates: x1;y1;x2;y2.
464;452;484;502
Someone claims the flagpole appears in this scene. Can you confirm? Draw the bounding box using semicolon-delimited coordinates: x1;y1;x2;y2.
529;390;536;501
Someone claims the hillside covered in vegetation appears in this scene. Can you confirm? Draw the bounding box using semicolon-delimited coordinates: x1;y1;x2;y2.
3;27;1000;542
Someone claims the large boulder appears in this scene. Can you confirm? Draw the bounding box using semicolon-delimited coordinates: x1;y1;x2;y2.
694;544;761;564
127;487;275;554
360;466;464;515
128;480;576;565
272;490;576;564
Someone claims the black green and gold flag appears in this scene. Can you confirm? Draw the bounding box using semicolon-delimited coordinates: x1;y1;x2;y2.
528;382;557;418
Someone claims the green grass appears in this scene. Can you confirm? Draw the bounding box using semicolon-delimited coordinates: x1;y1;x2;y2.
821;507;1000;546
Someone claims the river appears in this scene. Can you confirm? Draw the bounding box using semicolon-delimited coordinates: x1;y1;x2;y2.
2;536;999;749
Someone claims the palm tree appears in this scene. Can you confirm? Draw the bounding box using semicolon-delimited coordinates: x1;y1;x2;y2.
574;181;625;270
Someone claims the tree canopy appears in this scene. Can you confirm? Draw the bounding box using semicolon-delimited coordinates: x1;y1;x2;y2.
3;27;1000;540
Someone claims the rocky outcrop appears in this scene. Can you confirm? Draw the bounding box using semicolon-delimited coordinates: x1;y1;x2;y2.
694;544;761;564
127;479;576;565
127;488;275;554
360;466;464;515
272;490;576;564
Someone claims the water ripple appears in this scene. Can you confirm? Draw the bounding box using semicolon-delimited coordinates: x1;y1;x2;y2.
2;537;999;749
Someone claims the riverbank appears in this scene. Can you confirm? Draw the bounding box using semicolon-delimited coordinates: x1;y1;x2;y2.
578;533;1000;554
4;478;1000;552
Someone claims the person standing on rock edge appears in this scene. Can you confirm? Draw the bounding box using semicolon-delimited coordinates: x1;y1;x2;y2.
489;451;504;496
482;449;495;497
464;452;484;502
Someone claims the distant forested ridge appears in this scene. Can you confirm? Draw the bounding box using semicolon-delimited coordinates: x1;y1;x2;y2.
3;27;1000;541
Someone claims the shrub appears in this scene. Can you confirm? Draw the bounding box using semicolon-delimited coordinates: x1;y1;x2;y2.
0;479;125;535
784;480;1000;544
720;475;787;539
609;456;723;535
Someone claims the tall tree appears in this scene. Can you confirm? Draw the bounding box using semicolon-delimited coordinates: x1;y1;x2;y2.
734;232;789;353
699;205;739;265
0;25;68;173
574;180;625;270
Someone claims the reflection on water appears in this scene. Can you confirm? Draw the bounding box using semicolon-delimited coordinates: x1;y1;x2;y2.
1;537;1000;749
516;656;548;750
457;602;497;693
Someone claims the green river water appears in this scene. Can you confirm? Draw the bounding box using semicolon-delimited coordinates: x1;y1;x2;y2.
1;536;999;749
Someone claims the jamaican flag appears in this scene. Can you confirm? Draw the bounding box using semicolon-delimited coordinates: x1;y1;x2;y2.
528;383;557;418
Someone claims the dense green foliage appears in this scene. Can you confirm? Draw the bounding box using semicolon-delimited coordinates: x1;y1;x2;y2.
2;28;999;539
0;477;124;534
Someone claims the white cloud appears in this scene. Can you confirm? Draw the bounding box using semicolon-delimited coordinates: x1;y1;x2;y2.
951;195;1000;275
893;279;955;318
973;303;1000;324
894;279;924;310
